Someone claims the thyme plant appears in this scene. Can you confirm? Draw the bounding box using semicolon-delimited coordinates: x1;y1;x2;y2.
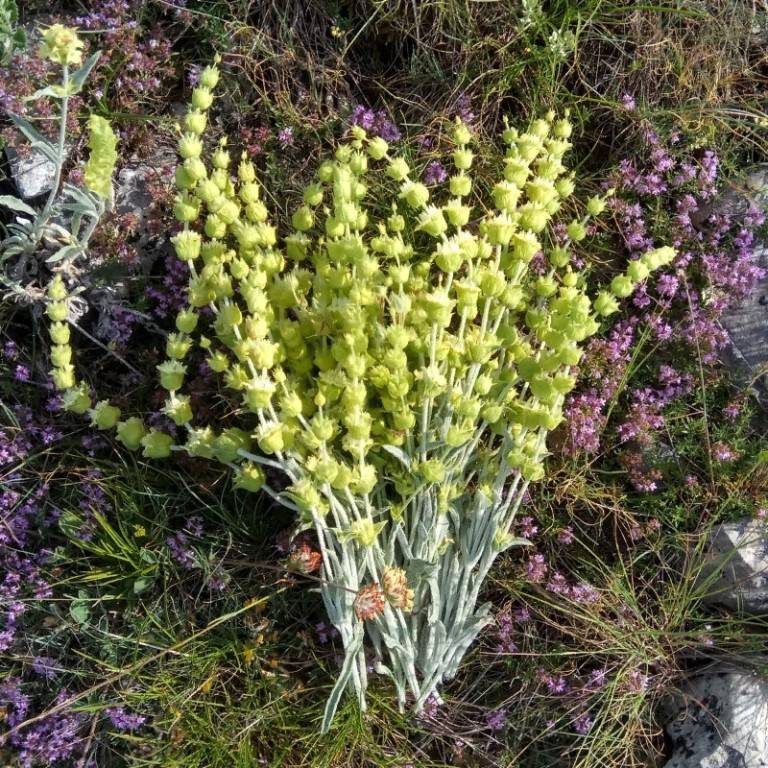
42;43;676;730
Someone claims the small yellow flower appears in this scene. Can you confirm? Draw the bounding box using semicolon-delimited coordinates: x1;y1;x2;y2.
243;646;256;666
132;525;146;539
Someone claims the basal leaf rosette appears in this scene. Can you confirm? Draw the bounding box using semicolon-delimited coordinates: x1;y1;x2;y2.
47;59;675;730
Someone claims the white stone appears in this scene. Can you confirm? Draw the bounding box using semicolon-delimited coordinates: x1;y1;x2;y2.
699;521;768;613
6;145;56;200
665;670;768;768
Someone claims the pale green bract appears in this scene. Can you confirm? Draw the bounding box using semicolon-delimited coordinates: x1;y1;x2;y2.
45;55;676;731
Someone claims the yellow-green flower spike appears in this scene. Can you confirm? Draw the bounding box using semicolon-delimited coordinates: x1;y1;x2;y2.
39;24;84;66
83;115;118;199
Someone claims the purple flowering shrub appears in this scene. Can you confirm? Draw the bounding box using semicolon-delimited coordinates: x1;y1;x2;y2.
0;381;277;765
467;361;768;764
562;121;765;487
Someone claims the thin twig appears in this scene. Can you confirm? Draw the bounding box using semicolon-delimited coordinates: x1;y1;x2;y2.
68;318;142;376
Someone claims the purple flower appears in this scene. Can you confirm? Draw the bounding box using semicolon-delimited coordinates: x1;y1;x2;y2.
350;105;401;141
541;672;569;695
315;621;338;644
207;569;230;592
712;441;737;462
277;126;294;147
423;161;447;185
14;364;30;382
570;582;600;604
97;305;139;346
586;668;607;689
485;707;507;732
167;530;198;569
620;93;636;111
417;694;441;721
517;516;539;539
105;706;146;731
546;572;570;596
494;608;518;653
3;339;19;359
513;606;531;623
627;669;649;692
525;553;547;583
146;255;189;319
167;516;206;570
351;105;375;131
4;687;87;767
454;91;476;124
698;150;719;198
31;656;58;679
573;713;594;734
187;65;201;87
45;396;62;412
656;273;680;298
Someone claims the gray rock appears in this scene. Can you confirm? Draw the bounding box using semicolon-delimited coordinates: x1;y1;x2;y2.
5;145;56;200
665;670;768;768
114;150;175;238
699;521;768;613
705;166;768;221
721;246;768;395
716;166;768;395
115;163;154;223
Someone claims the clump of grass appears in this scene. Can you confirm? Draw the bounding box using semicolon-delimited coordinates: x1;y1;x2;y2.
467;371;768;767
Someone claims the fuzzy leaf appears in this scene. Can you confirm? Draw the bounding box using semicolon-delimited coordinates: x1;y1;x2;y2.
405;558;437;585
26;85;64;101
504;536;533;548
0;194;37;217
139;549;159;564
133;576;153;595
29;140;59;164
8;113;54;151
69;51;101;95
321;623;363;733
60;200;98;217
46;244;82;263
62;183;97;207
